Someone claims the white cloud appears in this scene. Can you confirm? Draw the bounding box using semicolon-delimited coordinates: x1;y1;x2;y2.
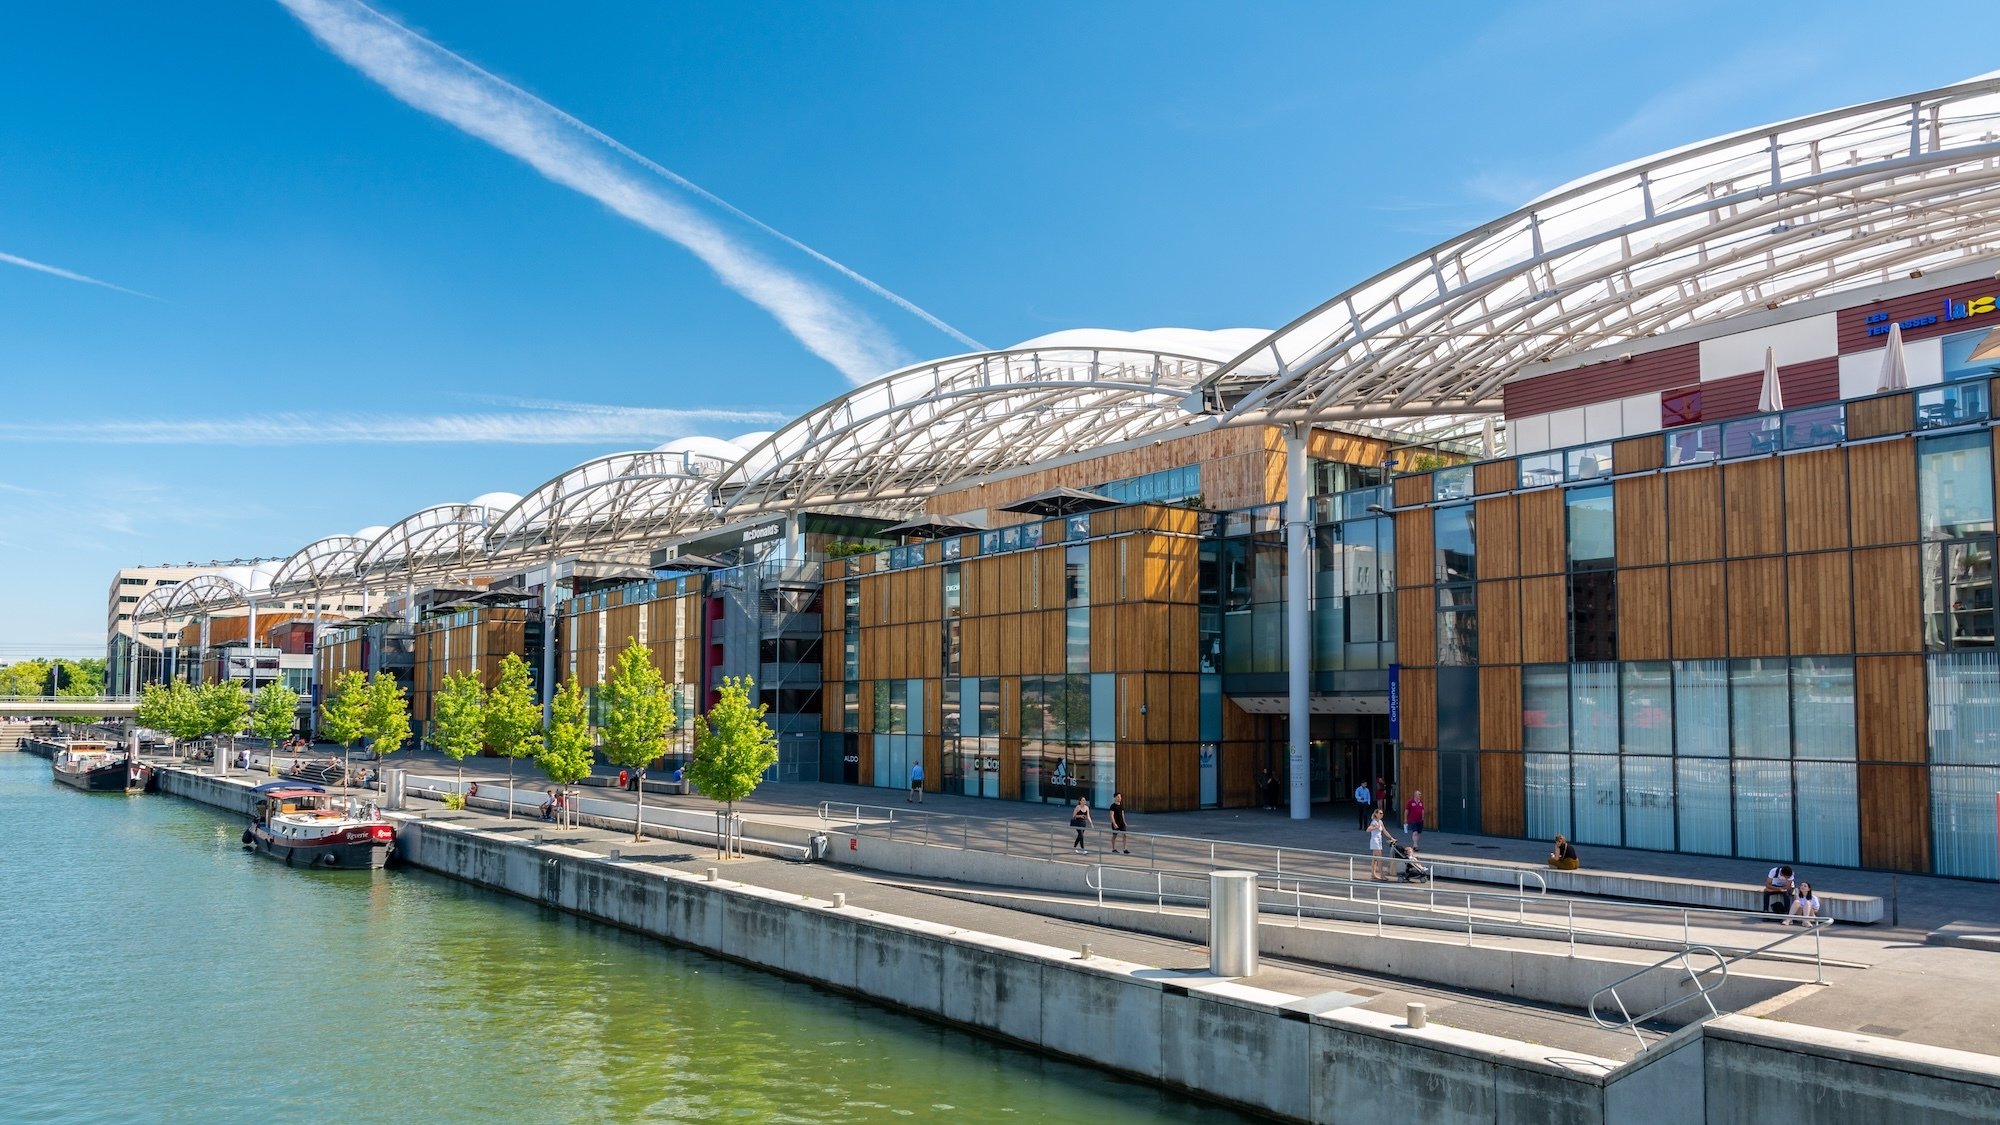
0;250;153;299
277;0;927;383
0;403;784;446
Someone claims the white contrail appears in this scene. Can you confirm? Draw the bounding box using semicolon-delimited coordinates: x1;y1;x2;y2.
0;251;154;299
277;0;965;382
0;403;785;445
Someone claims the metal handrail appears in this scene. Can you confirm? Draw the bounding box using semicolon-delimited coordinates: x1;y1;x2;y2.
1588;915;1831;1049
1047;824;1548;894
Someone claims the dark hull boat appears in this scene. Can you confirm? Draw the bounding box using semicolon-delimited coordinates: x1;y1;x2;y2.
243;783;394;870
51;745;148;793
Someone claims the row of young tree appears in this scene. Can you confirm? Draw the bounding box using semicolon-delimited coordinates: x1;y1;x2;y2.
136;678;303;752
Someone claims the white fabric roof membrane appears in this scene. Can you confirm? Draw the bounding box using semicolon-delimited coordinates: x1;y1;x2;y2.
356;496;518;578
713;328;1268;513
1201;73;2000;424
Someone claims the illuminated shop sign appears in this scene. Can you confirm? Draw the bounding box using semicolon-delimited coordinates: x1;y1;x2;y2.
1865;294;1998;336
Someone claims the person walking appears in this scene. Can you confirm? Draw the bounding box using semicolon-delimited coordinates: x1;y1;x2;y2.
1403;790;1425;849
908;759;925;803
1354;779;1373;830
1069;797;1093;853
1108;792;1130;854
1367;809;1392;880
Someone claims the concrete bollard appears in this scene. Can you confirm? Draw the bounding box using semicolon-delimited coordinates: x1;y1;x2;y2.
609;848;621;861
1079;943;1093;960
384;768;406;811
832;892;847;908
1209;870;1258;978
706;867;718;882
1406;1003;1427;1029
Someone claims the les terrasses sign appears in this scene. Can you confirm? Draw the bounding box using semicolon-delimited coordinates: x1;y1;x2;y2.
1865;292;1997;336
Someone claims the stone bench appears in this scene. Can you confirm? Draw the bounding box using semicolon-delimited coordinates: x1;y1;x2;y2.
1442;861;1884;924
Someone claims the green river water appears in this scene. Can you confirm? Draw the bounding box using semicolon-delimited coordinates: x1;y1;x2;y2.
0;754;1248;1124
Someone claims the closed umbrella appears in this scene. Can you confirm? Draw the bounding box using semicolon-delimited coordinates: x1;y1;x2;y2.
1757;346;1785;413
1877;322;1910;391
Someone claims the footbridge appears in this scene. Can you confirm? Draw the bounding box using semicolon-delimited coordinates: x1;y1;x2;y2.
0;696;137;717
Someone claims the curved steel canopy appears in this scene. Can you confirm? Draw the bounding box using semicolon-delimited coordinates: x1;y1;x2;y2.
1201;73;2000;424
485;446;735;559
269;535;373;594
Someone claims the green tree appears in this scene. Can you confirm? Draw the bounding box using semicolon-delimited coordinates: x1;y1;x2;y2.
536;676;594;829
599;640;671;841
364;675;412;783
483;653;541;818
199;680;250;746
319;670;369;787
161;680;208;750
251;682;301;769
687;675;777;858
430;670;486;796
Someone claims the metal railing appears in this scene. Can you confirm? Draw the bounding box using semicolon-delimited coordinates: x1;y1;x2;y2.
816;801;1546;895
1080;861;1829;972
1587;917;1830;1050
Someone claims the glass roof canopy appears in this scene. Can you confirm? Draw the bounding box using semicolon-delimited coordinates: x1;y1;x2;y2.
149;75;2000;622
1198;72;2000;424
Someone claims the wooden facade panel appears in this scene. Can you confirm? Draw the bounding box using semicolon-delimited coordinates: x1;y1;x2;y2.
1399;749;1438;828
1618;567;1670;661
1724;557;1786;657
1723;458;1784;557
1393;472;1433;508
1786;552;1853;655
1852;546;1923;653
1666;466;1724;561
1479;752;1526;837
1614;475;1666;568
1859;764;1931;872
1845;393;1913;440
1473;459;1515;495
1090;539;1121;605
1399;667;1437;749
1475;495;1519;580
1783;448;1850;553
1519;576;1568;664
1848;438;1918;547
1479;665;1522;752
1477;579;1520;665
1396;588;1436;667
1857;655;1926;763
1517;489;1566;577
1612;436;1664;475
1394;509;1433;589
1670;563;1728;658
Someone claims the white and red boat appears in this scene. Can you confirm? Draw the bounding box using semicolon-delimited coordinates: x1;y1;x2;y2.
244;782;395;869
51;742;151;793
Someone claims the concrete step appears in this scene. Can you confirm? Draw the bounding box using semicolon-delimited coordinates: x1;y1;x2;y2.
1927;921;2000;951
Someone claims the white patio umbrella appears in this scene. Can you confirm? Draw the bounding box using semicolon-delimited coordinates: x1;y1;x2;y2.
1877;322;1910;391
1757;346;1785;413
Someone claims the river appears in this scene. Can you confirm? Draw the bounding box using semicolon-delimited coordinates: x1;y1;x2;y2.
0;754;1246;1123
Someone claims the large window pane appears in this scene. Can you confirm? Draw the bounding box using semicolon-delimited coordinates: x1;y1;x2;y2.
1572;754;1621;846
1525;753;1571;840
1523;665;1570;753
1730;659;1790;758
1571;662;1619;754
1674;660;1729;757
1676;759;1733;855
1794;762;1859;867
1732;760;1794;861
1932;765;2000;878
1566;485;1615;569
1435;504;1476;583
1621;661;1673;755
1919;431;1995;538
1791;657;1855;759
1622;756;1676;851
1090;672;1117;742
1928;651;2000;763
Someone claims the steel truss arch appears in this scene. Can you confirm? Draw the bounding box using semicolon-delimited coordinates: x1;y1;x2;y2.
485;447;734;560
1201;73;2000;424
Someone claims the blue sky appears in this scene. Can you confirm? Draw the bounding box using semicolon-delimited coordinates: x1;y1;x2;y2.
4;0;1997;655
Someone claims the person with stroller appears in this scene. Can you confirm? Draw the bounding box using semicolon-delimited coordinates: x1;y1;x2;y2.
1367;809;1392;879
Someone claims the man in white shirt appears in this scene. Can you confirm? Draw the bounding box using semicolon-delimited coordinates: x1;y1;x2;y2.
1354;781;1372;830
1762;865;1795;913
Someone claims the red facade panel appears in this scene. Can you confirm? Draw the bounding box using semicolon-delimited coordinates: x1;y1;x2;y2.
1655;357;1840;425
1502;342;1700;418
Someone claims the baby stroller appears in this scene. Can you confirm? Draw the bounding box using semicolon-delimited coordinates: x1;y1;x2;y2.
1393;842;1431;883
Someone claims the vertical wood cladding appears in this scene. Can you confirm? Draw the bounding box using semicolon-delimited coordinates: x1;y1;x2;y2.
1478;665;1522;751
1852;547;1923;653
1724;558;1786;657
1614;476;1666;567
1475;496;1520;580
1847;439;1919;547
1477;579;1521;665
1612;437;1665;475
1783;449;1850;552
1399;749;1438;829
1845;393;1914;440
1669;563;1728;658
1857;655;1927;763
1400;668;1437;749
1517;490;1566;576
1786;552;1854;655
1394;509;1434;588
1667;467;1724;561
1519;577;1568;663
1474;460;1516;495
1618;567;1670;660
1479;752;1525;837
1722;459;1784;557
1397;588;1437;666
1859;764;1931;873
1393;472;1434;508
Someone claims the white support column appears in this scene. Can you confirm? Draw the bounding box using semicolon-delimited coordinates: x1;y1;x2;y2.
246;597;258;695
1285;424;1312;821
126;631;139;698
199;615;211;686
540;554;559;726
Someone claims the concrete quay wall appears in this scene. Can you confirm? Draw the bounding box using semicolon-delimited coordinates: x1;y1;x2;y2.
1700;1014;2000;1125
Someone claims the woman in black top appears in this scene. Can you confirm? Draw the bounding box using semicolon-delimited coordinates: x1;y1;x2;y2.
1108;792;1130;854
1069;797;1093;853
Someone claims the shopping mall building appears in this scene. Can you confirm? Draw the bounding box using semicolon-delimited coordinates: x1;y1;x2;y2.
121;77;2000;879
